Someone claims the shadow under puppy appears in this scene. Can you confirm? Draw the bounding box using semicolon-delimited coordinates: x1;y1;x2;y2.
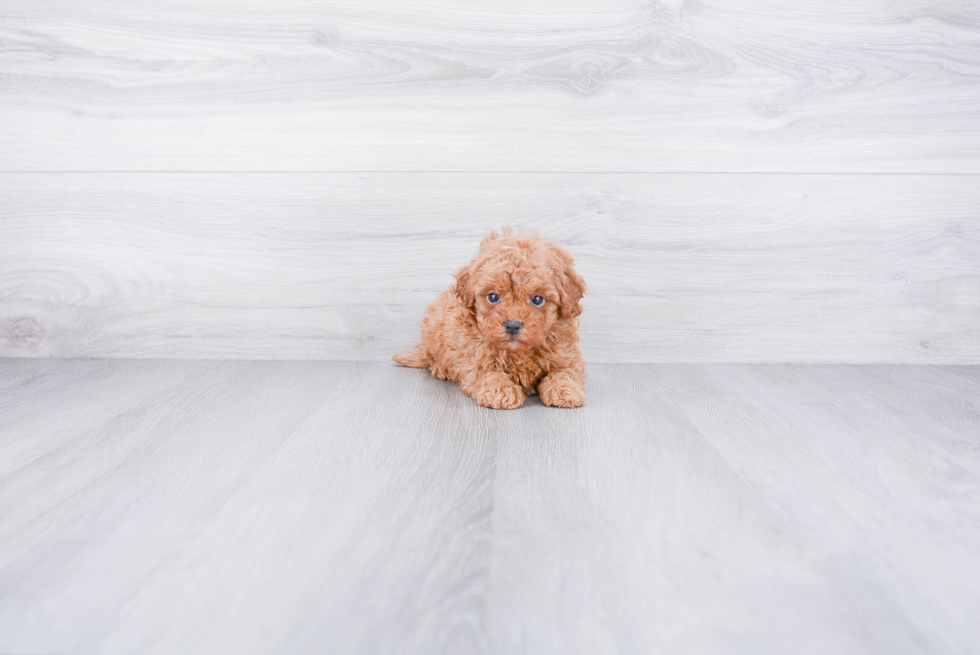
394;228;586;409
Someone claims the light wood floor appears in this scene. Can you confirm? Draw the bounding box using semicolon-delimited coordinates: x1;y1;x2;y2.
1;359;978;654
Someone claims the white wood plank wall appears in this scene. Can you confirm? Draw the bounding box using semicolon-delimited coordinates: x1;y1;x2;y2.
3;0;980;172
1;0;978;362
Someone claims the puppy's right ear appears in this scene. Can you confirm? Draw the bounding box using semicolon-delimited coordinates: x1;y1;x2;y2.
453;262;476;310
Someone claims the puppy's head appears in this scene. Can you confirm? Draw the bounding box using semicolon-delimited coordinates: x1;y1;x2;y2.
454;228;585;351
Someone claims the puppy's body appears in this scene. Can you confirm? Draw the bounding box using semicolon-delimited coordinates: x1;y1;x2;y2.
395;229;586;409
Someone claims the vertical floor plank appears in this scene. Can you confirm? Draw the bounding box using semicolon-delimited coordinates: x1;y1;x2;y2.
486;364;980;655
657;364;980;653
0;361;497;655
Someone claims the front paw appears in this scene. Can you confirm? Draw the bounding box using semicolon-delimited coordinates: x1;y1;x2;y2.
539;374;586;408
476;378;526;410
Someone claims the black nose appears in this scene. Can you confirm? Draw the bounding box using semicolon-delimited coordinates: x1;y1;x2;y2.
504;320;522;335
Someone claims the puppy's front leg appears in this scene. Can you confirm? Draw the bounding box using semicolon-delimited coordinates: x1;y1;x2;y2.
538;369;586;408
465;371;526;410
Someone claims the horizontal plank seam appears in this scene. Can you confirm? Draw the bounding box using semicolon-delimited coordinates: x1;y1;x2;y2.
3;171;980;176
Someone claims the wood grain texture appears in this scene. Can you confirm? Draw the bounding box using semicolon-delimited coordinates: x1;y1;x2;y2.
1;0;978;172
0;360;978;654
488;363;980;654
0;359;496;654
2;172;978;362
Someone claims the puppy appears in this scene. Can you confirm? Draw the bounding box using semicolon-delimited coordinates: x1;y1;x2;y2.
394;228;586;409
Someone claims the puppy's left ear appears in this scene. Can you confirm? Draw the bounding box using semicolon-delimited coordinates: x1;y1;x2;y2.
551;245;586;319
453;261;476;310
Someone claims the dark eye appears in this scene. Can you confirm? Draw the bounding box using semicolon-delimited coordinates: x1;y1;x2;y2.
530;295;545;306
487;292;501;304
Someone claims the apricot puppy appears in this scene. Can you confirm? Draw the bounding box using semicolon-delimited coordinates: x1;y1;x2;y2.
394;228;586;409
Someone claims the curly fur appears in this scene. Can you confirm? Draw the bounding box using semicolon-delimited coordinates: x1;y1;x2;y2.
394;228;586;409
